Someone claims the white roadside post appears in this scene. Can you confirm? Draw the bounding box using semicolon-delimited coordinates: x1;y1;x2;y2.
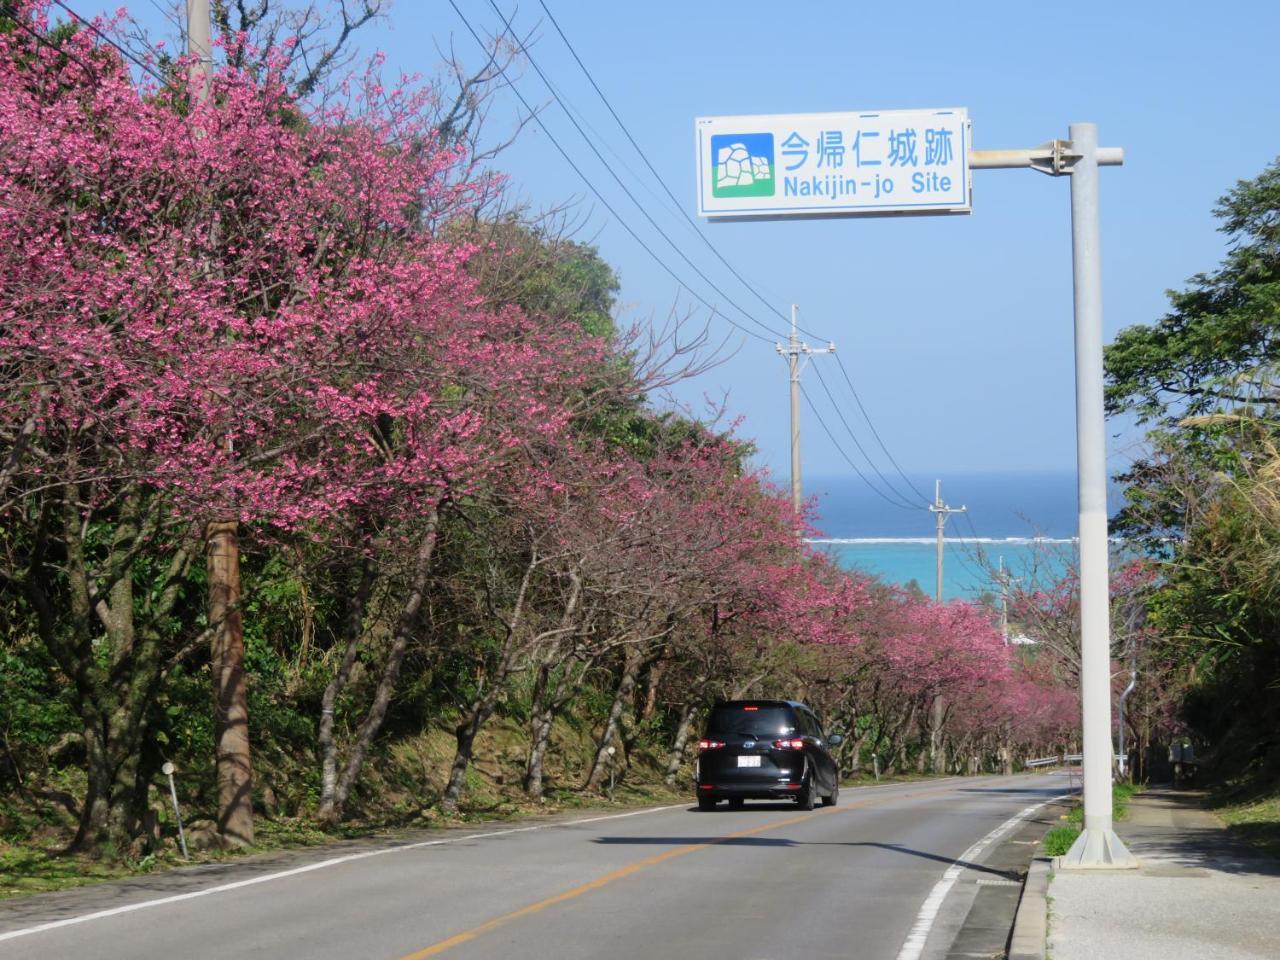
162;761;189;860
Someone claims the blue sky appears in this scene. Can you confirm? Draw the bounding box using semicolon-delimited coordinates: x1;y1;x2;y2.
79;1;1280;488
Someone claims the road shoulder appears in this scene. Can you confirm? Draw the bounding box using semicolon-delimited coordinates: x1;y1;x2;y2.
936;797;1069;960
1047;787;1280;960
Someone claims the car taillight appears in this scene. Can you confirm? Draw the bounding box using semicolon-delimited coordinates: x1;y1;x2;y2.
698;739;725;751
773;738;806;750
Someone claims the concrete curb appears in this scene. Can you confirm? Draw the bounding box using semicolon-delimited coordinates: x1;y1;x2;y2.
1007;856;1052;960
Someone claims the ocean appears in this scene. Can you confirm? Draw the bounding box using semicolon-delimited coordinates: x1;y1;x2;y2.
803;470;1123;600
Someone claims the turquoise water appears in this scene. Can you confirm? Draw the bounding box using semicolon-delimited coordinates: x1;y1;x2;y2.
801;470;1107;598
813;538;1077;601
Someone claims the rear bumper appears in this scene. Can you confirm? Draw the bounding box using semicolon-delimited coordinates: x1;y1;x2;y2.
695;779;805;800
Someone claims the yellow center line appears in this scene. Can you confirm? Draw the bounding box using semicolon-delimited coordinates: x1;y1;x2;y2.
396;786;938;959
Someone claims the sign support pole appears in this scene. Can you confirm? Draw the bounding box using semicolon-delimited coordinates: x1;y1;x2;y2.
1058;122;1135;868
696;111;1133;866
970;126;1133;867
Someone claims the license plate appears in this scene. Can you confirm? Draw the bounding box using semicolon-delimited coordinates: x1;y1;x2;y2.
737;755;761;768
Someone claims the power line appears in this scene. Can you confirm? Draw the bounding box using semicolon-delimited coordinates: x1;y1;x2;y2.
533;0;831;344
811;360;924;510
833;352;930;503
493;1;940;507
481;0;788;344
49;0;171;88
145;0;186;35
446;0;774;345
0;0;102;80
953;506;998;589
799;382;921;512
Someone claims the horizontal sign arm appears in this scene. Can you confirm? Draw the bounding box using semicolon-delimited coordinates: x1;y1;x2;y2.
971;140;1124;176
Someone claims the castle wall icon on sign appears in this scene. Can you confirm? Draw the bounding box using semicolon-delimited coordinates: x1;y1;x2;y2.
710;133;775;198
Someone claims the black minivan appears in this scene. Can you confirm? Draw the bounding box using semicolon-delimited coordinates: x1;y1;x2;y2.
694;700;842;811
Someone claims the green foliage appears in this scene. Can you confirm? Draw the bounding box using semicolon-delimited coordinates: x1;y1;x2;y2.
1105;157;1280;791
1105;156;1280;423
1042;825;1078;857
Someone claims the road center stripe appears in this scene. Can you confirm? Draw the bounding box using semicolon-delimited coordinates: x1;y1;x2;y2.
0;804;687;945
395;783;972;959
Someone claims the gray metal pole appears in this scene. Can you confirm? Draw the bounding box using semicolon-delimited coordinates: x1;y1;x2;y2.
789;304;802;516
1117;667;1136;779
1059;122;1135;868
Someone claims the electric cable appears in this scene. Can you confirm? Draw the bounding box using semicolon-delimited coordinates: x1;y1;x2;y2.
145;0;186;35
533;0;832;344
0;0;102;80
833;352;931;503
482;0;789;344
49;0;171;88
798;382;922;512
447;0;775;345
811;360;926;510
500;1;944;503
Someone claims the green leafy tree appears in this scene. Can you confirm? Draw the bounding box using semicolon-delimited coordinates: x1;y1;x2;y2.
1105;157;1280;785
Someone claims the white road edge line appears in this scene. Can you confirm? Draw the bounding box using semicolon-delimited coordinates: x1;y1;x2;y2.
0;774;981;945
894;793;1070;960
0;803;691;944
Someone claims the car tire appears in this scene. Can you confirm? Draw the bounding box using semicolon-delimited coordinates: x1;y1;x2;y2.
697;795;717;811
796;765;816;811
728;798;745;810
822;781;839;807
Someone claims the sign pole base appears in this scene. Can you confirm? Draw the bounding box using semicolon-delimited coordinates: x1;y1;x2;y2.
1056;825;1137;870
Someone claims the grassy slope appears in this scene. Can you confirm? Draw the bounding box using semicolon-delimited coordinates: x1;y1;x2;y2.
1213;791;1280;859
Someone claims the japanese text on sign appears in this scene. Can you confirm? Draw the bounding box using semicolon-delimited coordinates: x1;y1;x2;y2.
695;108;969;219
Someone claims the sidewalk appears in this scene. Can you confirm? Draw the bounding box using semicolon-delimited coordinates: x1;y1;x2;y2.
1047;788;1280;960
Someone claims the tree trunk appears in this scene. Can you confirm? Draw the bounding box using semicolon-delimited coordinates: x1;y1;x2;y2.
847;727;870;778
639;657;668;727
664;700;699;786
326;503;440;821
524;653;593;802
75;698;151;855
316;558;375;822
521;574;584;802
928;695;947;775
208;520;253;846
524;678;555;803
584;645;643;791
440;695;501;814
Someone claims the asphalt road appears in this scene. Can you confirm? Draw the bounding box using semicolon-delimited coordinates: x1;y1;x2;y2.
0;774;1067;960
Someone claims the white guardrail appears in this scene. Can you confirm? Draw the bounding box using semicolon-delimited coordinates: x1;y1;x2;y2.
1025;753;1124;775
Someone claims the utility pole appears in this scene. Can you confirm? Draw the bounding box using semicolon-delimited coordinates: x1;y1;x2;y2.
776;305;835;518
928;480;966;603
186;0;213;100
188;0;254;847
996;556;1020;644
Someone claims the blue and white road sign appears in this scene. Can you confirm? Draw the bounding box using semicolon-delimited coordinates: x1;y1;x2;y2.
696;108;970;219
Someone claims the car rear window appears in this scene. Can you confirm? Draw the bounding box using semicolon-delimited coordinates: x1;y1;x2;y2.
705;704;796;737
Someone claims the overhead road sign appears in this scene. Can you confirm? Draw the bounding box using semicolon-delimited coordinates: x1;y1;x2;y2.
695;108;970;220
